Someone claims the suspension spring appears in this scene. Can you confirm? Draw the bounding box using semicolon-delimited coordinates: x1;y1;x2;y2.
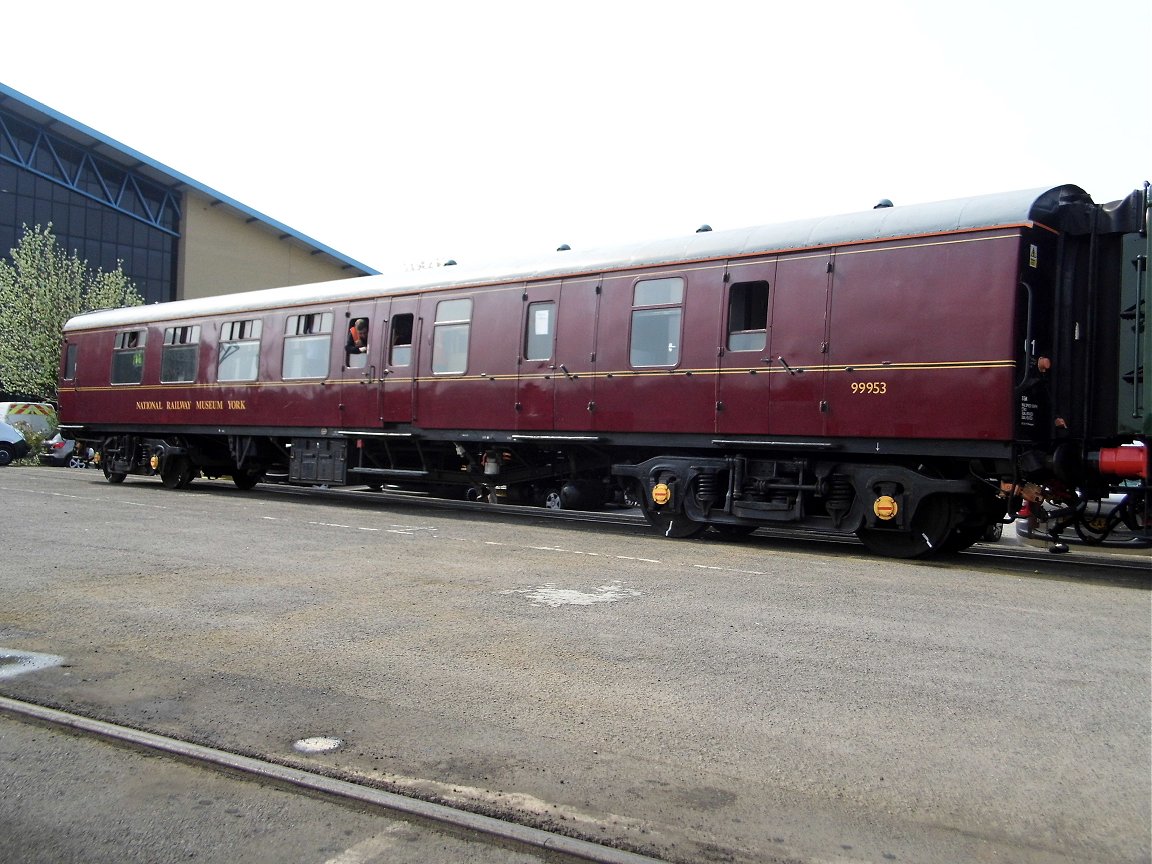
826;475;855;512
695;472;717;503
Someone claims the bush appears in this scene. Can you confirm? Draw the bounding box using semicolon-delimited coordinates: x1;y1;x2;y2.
10;420;48;466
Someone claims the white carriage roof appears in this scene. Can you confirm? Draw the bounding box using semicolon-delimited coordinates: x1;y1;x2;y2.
65;184;1094;332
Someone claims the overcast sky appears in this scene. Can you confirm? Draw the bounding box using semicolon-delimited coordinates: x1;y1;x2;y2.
2;0;1148;274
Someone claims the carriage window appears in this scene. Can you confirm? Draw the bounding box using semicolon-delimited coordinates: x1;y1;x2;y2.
390;313;414;367
432;299;471;374
218;319;263;382
727;280;769;352
282;312;333;379
524;301;555;361
63;343;77;380
630;277;683;367
161;325;201;383
345;318;370;369
111;329;146;384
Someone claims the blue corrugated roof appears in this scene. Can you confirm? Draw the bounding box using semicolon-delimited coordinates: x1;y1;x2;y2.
0;81;379;275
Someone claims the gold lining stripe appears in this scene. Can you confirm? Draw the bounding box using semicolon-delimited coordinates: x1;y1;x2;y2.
62;359;1017;395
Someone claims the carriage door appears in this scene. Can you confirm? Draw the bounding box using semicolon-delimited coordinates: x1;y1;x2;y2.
380;296;420;424
553;274;600;432
338;301;385;428
717;258;776;434
766;252;832;437
517;281;560;431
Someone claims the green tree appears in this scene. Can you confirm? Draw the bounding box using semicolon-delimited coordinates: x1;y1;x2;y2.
0;224;143;402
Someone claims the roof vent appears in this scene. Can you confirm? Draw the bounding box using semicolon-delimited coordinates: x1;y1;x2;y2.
874;199;894;209
556;244;571;251
443;259;457;266
696;224;712;233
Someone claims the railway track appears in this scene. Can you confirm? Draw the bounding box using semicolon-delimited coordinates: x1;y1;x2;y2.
248;481;1150;579
0;695;669;864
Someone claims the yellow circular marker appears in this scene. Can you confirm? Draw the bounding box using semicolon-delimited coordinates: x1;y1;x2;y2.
873;495;899;520
652;483;671;505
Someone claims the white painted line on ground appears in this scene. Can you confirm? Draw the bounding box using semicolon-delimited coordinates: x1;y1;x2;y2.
321;826;412;864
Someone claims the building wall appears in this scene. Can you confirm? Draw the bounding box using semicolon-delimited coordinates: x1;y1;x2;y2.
0;161;177;305
177;189;360;300
3;86;375;309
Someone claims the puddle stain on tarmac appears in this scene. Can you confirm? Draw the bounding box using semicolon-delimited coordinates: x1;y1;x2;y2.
499;581;642;608
293;736;344;753
0;649;65;679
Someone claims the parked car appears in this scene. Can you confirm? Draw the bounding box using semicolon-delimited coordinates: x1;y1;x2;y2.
0;421;31;466
39;433;82;467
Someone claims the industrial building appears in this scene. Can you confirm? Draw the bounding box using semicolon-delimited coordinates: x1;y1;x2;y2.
0;82;377;307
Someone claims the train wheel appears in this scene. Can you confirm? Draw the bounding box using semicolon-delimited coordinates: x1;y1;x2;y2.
160;458;195;489
939;525;985;553
231;472;261;490
711;524;758;539
102;461;127;484
856;494;956;559
641;506;707;539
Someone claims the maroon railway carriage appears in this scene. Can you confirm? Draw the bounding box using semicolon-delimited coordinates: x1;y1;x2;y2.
58;184;1149;558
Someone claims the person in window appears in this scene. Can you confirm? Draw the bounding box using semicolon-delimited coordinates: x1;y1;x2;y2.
346;319;369;356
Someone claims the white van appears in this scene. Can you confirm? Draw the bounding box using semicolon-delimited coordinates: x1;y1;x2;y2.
0;402;57;437
0;420;30;466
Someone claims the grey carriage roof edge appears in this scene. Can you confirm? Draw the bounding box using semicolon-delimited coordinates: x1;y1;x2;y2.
63;184;1089;333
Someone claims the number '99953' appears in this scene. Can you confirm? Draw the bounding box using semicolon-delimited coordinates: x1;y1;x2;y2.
851;381;887;394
